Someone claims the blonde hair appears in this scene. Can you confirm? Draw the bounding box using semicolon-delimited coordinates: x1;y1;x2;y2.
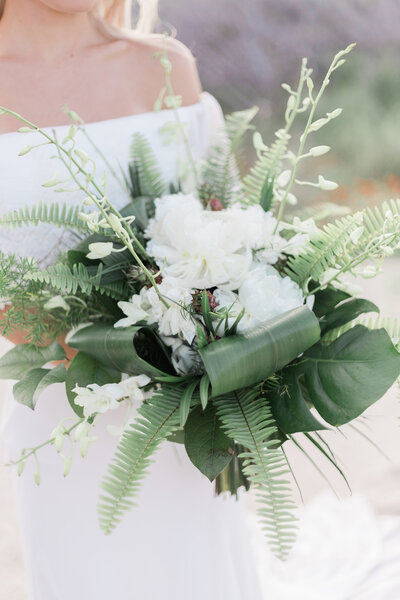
0;1;159;34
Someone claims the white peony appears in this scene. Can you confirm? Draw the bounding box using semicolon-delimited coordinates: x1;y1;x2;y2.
146;193;252;290
214;263;309;334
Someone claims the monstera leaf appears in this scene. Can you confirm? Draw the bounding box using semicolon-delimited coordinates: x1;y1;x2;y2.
270;369;327;434
295;325;400;426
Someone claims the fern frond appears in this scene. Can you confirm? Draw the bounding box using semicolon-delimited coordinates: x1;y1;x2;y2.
286;199;400;291
202;108;257;204
24;263;125;299
242;130;290;206
0;201;88;233
214;388;297;559
129;133;167;199
324;314;400;346
98;384;183;534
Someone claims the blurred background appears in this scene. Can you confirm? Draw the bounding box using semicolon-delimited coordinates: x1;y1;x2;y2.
1;1;400;598
161;0;400;210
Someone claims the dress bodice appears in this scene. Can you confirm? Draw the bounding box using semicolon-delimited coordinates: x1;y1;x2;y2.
0;92;224;265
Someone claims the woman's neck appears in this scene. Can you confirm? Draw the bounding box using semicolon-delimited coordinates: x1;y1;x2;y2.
0;1;104;63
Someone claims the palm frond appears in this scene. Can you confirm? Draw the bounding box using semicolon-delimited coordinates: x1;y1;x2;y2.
286;199;400;291
98;384;183;534
24;263;125;299
129;133;167;199
242;129;290;206
0;201;88;233
202;108;257;204
214;388;297;559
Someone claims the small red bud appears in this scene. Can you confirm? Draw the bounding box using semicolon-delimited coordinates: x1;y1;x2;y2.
209;197;224;211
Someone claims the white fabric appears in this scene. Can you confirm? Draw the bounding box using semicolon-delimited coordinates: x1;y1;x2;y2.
0;94;263;600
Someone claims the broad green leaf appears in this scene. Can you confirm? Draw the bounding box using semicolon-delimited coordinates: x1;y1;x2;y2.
0;342;66;379
184;404;234;481
298;325;400;425
65;351;121;417
270;370;327;433
320;298;379;334
200;306;320;397
13;364;67;409
312;286;350;318
68;324;173;378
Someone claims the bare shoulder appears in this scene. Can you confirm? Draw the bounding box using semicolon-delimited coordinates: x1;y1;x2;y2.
119;34;203;107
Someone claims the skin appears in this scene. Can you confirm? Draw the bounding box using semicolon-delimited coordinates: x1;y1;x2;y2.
0;0;202;349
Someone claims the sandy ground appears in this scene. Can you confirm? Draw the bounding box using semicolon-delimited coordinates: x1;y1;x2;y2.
0;258;399;600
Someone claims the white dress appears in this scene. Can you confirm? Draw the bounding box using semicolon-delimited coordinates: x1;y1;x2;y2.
0;93;264;600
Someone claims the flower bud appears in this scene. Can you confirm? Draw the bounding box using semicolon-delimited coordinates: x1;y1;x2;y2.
309;145;331;157
86;242;114;260
318;175;338;191
62;456;73;478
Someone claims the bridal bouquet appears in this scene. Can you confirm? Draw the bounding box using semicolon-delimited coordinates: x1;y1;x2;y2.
1;44;399;559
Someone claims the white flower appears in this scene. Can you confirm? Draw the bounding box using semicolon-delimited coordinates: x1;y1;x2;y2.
86;242;114;260
119;374;151;400
145;277;197;343
73;382;125;418
43;295;70;312
214;263;307;334
146;193;252;289
317;175;338;191
72;374;151;419
114;290;150;328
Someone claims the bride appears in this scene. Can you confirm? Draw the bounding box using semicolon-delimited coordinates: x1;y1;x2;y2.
0;1;263;599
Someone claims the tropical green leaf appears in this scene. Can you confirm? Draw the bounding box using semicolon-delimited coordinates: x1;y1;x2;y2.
98;384;183;534
65;351;121;417
68;324;173;378
312;286;351;318
294;325;400;425
13;364;67;410
215;387;297;559
320;298;379;334
270;370;327;434
200;306;320;397
184;404;234;481
0;342;65;379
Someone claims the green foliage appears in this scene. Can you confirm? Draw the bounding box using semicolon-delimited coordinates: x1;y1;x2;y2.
0;342;65;379
129;133;167;199
270;370;326;434
184;404;234;481
293;325;400;425
214;387;297;559
319;297;378;334
0;201;89;233
25;263;125;299
202;107;258;204
199;306;320;397
286;199;400;291
98;384;183;534
242;130;290;206
13;364;67;410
